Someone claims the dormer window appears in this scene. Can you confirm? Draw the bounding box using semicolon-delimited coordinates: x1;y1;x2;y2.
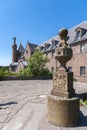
74;27;87;41
76;30;81;40
51;39;58;46
44;43;50;50
38;45;44;51
74;29;81;41
40;46;44;51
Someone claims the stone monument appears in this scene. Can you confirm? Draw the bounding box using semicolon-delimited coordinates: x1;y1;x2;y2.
47;29;80;127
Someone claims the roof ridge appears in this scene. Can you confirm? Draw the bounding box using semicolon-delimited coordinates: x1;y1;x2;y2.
69;21;87;30
27;42;38;46
18;43;25;52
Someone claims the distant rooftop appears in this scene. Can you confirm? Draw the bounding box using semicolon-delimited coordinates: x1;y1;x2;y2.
27;42;38;52
18;43;25;53
40;21;87;52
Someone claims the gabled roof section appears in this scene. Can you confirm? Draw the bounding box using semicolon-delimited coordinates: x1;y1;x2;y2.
41;21;87;48
18;43;25;53
41;35;59;46
68;21;87;44
27;42;38;52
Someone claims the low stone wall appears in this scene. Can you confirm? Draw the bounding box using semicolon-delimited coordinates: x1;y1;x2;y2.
3;75;52;80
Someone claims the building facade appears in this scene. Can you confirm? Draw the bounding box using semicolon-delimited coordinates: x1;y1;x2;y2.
39;21;87;82
9;38;37;72
10;21;87;82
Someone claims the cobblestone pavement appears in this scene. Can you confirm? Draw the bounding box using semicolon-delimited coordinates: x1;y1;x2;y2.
0;80;87;130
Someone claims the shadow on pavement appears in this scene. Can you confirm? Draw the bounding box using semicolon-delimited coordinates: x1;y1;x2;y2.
77;93;87;101
0;101;18;107
79;111;87;127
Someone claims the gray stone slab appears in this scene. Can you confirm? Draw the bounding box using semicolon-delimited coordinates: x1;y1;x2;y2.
0;115;8;123
2;102;33;130
23;103;46;130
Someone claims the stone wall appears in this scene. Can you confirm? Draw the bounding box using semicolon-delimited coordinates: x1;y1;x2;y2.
67;39;87;82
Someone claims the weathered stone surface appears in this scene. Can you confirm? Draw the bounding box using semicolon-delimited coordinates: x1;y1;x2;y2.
0;80;87;130
51;70;75;98
47;94;80;127
47;28;80;127
55;47;73;70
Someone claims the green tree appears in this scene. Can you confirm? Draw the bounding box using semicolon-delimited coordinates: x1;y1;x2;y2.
18;49;52;77
27;49;50;76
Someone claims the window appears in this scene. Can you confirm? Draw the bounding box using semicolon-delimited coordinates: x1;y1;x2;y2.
74;28;86;41
26;50;28;54
80;66;85;76
51;67;54;72
45;43;50;50
80;44;86;53
68;67;72;72
74;30;81;41
76;31;81;40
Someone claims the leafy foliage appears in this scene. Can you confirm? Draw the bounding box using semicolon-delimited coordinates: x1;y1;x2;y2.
0;69;5;80
80;99;87;106
0;66;9;71
18;49;52;77
28;49;49;76
0;66;17;80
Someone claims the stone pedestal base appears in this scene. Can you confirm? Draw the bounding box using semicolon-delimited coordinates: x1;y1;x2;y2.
47;93;80;127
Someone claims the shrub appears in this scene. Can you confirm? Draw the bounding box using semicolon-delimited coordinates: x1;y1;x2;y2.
18;49;51;77
84;100;87;105
0;70;5;80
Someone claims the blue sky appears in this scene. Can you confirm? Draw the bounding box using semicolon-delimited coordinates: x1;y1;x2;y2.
0;0;87;66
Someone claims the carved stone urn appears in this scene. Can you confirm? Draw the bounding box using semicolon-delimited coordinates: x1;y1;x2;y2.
55;47;72;71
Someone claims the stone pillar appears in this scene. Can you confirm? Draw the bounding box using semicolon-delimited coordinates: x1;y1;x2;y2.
12;37;17;63
47;29;80;127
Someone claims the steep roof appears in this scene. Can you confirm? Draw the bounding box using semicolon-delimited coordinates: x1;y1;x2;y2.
42;21;87;44
68;21;87;44
18;43;25;53
18;61;28;67
27;42;38;52
40;21;87;52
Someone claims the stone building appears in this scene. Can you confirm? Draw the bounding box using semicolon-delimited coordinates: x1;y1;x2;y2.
10;21;87;82
9;38;37;72
39;21;87;82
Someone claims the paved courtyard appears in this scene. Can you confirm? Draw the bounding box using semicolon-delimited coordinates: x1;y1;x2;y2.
0;80;87;130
